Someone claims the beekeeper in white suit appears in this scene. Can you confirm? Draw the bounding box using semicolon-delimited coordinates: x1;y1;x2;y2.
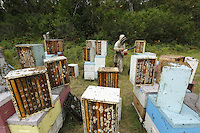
114;34;127;73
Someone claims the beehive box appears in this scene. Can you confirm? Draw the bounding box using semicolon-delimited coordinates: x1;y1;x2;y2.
156;55;185;83
81;86;121;133
132;83;159;122
83;47;95;62
184;93;200;116
95;40;107;56
129;55;157;86
84;62;95;80
0;47;10;93
98;67;119;88
143;112;160;133
0;92;15;133
184;57;199;84
15;44;45;69
44;39;64;54
68;64;79;78
6;66;53;119
7;95;61;133
146;94;200;133
86;40;108;56
156;63;192;114
95;55;106;66
44;56;70;89
134;40;146;54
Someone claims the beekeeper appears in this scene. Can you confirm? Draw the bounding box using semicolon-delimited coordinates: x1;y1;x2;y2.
114;34;127;73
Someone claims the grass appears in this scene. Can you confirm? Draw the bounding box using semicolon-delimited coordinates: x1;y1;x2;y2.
1;39;200;133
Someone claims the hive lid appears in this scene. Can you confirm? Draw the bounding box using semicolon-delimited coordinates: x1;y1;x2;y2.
6;66;46;79
97;67;119;72
15;44;43;47
81;85;120;103
44;56;67;63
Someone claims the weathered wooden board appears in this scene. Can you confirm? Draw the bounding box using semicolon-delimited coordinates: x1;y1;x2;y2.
44;39;64;54
83;47;95;62
156;63;192;113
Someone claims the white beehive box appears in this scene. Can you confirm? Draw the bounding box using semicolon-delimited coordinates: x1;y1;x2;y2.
68;64;79;78
184;57;199;84
84;62;95;72
156;63;192;114
86;40;108;56
95;55;106;66
143;112;160;133
81;86;121;133
129;55;157;86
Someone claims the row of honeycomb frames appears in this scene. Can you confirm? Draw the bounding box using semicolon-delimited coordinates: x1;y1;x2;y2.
8;74;52;118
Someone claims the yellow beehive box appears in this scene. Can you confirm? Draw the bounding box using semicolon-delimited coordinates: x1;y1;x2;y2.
7;95;61;133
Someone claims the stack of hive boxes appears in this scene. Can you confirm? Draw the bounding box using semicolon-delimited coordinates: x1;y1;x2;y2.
142;55;200;133
130;54;157;122
1;42;71;133
84;40;107;80
81;85;121;133
44;39;64;58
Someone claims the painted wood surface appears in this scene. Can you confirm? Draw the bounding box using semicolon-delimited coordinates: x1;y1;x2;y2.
133;83;158;108
184;93;200;115
156;63;192;113
184;57;199;84
51;84;70;108
147;94;200;133
84;62;95;72
95;55;106;66
8;95;61;133
84;72;95;80
132;92;146;121
143;112;160;133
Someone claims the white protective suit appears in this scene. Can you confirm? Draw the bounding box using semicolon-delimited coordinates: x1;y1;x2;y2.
114;34;127;73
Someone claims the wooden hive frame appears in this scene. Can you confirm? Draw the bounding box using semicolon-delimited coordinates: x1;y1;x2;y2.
83;47;91;61
134;40;146;54
98;67;119;88
81;86;120;133
44;39;64;54
156;55;186;83
95;40;102;55
130;55;157;86
44;56;70;89
15;45;36;69
68;65;75;77
5;66;53;119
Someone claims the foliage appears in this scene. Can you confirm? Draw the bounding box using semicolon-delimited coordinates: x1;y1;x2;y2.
0;0;200;46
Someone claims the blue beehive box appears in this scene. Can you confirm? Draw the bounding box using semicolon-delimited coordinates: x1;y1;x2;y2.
146;94;200;133
156;63;192;113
